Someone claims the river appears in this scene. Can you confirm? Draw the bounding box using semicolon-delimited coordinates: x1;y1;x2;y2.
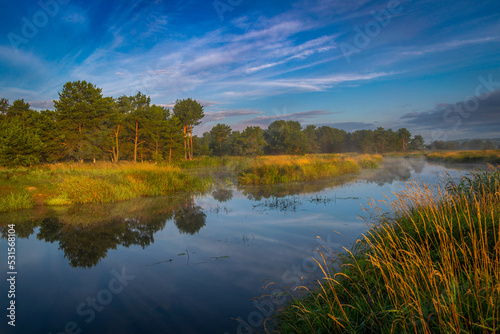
0;158;485;334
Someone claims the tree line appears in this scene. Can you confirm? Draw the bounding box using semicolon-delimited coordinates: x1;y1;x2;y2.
0;80;428;167
200;121;425;157
0;81;203;166
427;139;499;151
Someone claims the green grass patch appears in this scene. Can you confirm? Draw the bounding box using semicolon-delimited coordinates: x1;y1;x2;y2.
0;190;34;212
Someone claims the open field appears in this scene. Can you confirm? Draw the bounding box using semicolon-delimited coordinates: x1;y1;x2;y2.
273;167;500;333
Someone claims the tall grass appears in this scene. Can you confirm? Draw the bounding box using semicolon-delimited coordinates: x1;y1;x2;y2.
238;154;381;185
47;163;210;205
0;162;210;209
0;190;33;212
273;168;500;333
427;150;500;164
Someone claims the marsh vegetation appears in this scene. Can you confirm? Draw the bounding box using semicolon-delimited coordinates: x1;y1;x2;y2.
273;168;500;333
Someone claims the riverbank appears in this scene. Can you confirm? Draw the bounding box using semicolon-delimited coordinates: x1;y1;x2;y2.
273;167;500;333
237;154;382;185
384;149;500;164
0;154;382;213
0;162;210;212
426;149;500;164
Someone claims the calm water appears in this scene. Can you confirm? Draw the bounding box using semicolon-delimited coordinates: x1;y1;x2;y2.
0;158;483;334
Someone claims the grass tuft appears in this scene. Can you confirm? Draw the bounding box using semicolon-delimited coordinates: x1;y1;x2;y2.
0;190;33;212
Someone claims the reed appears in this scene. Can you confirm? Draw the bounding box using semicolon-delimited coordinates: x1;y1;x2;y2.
427;150;500;164
238;154;381;185
273;167;500;333
0;190;33;212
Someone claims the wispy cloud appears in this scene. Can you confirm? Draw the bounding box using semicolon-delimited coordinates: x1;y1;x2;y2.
240;109;337;126
203;108;263;123
399;37;499;57
28;100;54;110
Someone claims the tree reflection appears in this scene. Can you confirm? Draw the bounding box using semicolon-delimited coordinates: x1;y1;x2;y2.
238;174;358;200
212;188;233;202
0;195;207;269
174;196;207;235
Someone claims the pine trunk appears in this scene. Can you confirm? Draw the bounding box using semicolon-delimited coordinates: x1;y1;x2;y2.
134;120;139;163
183;125;187;160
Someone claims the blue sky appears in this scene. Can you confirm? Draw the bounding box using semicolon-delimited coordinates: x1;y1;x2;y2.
1;0;499;141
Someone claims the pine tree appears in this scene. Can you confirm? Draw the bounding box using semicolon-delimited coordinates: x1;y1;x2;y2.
54;81;113;162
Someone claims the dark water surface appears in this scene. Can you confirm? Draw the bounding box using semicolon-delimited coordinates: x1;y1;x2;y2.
0;158;484;334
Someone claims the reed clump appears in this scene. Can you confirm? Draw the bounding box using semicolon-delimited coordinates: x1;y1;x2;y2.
274;167;500;333
238;154;381;185
0;190;34;212
427;150;500;164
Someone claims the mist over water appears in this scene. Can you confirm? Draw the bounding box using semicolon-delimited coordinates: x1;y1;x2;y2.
0;158;486;334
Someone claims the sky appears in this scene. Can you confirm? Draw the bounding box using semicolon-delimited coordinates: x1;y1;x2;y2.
1;0;499;141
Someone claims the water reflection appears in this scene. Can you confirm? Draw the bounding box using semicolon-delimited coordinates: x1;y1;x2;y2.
0;195;206;268
0;158;486;334
212;188;233;202
238;157;427;200
237;174;359;200
174;196;207;235
0;158;477;270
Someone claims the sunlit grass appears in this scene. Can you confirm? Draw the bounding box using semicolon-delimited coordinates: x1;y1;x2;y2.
0;162;210;210
427;150;500;163
238;154;382;185
273;167;500;333
0;190;33;213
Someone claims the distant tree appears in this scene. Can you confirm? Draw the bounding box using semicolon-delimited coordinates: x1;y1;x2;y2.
303;125;319;153
119;92;151;163
240;126;267;156
163;115;184;163
265;120;308;155
229;130;243;156
409;135;425;151
104;99;125;163
173;98;204;160
484;140;496;150
360;130;377;153
316;126;346;153
210;123;232;157
195;132;212;156
397;128;412;152
146;105;170;163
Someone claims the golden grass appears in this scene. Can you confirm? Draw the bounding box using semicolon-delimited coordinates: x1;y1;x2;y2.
427;150;500;163
0;162;210;211
238;154;382;185
274;168;500;333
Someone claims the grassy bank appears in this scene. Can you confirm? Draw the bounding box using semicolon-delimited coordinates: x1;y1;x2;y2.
274;168;500;333
427;150;500;164
0;154;382;213
238;154;382;185
0;162;209;212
